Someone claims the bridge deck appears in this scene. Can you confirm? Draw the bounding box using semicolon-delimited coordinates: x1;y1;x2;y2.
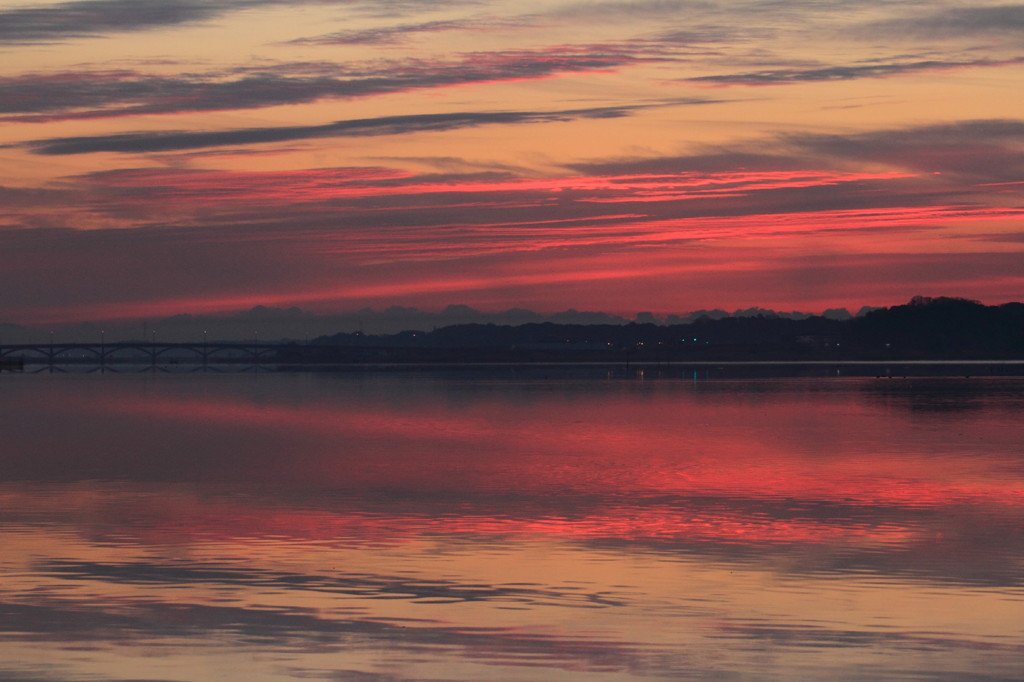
0;341;282;364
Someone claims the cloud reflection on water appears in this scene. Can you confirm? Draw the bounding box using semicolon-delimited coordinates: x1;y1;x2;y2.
1;371;1022;680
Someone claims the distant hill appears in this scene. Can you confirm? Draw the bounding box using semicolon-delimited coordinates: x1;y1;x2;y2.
0;303;866;344
277;297;1023;363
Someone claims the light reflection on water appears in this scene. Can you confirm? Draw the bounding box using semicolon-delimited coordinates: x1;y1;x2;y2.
1;369;1022;681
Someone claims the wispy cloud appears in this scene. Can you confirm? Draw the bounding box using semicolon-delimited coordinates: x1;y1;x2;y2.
0;0;235;43
2;48;662;122
862;4;1024;40
23;120;1023;237
291;17;513;45
21;119;1022;238
0;0;463;44
0;589;639;671
785;119;1024;182
551;0;714;20
571;118;1024;183
687;57;1024;86
4;129;1022;323
26;103;698;155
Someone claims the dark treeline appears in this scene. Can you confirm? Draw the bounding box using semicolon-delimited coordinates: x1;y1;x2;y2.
274;297;1024;364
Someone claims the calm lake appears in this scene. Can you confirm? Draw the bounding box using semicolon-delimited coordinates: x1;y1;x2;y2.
1;367;1022;681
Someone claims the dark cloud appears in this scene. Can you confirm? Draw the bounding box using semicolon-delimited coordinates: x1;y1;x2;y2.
0;0;459;44
43;559;625;606
291;13;734;47
1;49;655;122
863;4;1024;39
26;102;703;155
19;124;1013;238
566;151;814;176
0;0;268;43
786;119;1024;181
291;18;496;45
0;69;198;118
551;0;901;27
713;620;1021;656
68;157;928;229
5;120;1021;324
984;231;1024;243
687;57;1024;86
653;27;735;44
0;185;76;207
573;119;1024;184
0;598;645;674
789;119;1024;151
552;0;711;20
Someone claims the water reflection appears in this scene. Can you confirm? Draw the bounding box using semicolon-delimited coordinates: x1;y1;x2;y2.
1;370;1022;680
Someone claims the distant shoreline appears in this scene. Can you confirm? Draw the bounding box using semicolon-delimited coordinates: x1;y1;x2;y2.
271;359;1024;376
11;358;1022;379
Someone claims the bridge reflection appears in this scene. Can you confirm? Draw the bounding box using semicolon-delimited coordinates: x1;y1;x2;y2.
0;341;279;371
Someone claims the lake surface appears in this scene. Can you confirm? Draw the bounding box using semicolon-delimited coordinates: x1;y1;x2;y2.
1;368;1022;680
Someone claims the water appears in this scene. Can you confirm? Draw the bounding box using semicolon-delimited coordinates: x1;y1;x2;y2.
1;368;1022;680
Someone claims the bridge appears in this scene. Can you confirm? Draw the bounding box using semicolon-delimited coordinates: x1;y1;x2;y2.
0;341;280;369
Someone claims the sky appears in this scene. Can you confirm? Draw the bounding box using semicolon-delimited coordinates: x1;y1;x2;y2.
2;0;1023;331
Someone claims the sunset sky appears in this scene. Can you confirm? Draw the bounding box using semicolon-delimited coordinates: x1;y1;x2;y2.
2;0;1022;328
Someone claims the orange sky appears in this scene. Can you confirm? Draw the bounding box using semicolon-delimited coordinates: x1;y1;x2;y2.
1;0;1022;328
